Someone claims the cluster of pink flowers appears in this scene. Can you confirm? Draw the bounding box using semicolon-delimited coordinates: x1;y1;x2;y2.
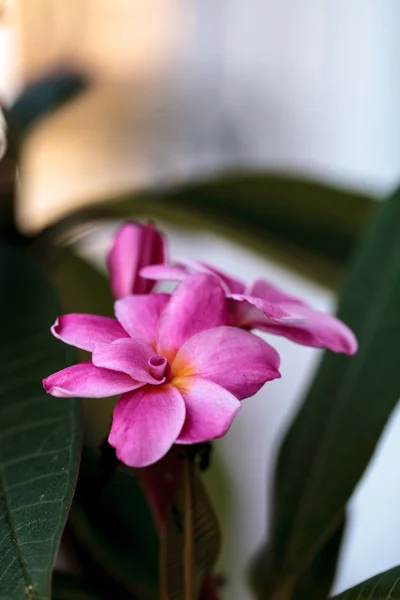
44;222;357;468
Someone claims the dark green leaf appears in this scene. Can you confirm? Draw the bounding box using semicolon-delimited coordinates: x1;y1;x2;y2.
9;70;86;135
50;247;113;318
332;566;400;599
161;173;375;265
161;459;220;600
69;448;159;600
290;516;345;600
0;105;19;237
41;173;376;287
251;191;400;599
52;573;107;600
251;517;345;600
0;246;81;600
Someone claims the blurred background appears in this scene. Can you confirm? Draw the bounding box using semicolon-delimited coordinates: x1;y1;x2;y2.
1;1;400;599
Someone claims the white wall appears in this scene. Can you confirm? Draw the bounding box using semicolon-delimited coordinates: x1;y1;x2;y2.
177;0;400;195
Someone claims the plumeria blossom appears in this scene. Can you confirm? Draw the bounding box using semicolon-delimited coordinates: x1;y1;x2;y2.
43;274;280;467
107;221;165;299
140;260;358;355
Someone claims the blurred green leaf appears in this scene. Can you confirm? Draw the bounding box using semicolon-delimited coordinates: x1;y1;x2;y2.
161;459;220;600
290;516;345;600
42;173;376;287
332;566;400;599
9;70;86;136
0;104;20;237
50;247;113;318
52;573;107;600
69;447;159;600
251;190;400;600
161;173;375;264
0;245;81;600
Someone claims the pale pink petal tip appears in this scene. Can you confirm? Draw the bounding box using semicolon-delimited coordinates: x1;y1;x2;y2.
139;264;189;281
243;279;359;355
50;313;128;352
43;363;139;399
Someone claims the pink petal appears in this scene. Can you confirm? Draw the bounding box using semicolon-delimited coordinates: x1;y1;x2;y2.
108;385;186;467
173;326;280;400
175;377;241;443
139;264;189;282
228;294;305;327
250;279;308;306
51;314;128;352
43;362;139;398
157;274;228;359
181;260;246;294
92;338;164;385
114;293;169;346
249;279;358;355
107;221;165;299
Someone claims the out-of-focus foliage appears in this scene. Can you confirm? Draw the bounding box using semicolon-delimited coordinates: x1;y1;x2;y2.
52;573;107;600
43;174;376;288
69;448;159;600
9;71;86;136
251;190;400;600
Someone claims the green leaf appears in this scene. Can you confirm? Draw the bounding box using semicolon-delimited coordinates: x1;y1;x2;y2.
251;191;400;600
0;106;20;237
52;573;107;600
50;247;113;318
0;246;81;600
161;173;375;264
161;459;221;600
290;516;345;600
9;71;86;136
69;447;159;600
41;173;376;287
250;517;345;600
332;566;400;599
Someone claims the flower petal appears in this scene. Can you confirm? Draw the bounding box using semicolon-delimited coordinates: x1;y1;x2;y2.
92;338;163;384
115;293;169;346
43;362;139;398
250;279;307;305
51;314;128;352
228;294;305;327
157;274;227;359
249;279;358;355
108;385;186;467
140;264;189;282
173;326;280;400
174;377;241;443
181;260;246;294
107;221;165;299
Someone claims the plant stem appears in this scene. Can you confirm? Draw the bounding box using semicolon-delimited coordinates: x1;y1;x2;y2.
184;456;194;600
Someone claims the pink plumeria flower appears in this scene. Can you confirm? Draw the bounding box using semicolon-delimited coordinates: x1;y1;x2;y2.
43;274;280;467
107;221;165;299
140;260;358;355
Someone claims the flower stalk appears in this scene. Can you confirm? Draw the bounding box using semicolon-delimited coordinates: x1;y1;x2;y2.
183;455;195;600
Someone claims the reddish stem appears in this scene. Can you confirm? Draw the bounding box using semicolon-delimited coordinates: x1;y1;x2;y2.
137;449;222;600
